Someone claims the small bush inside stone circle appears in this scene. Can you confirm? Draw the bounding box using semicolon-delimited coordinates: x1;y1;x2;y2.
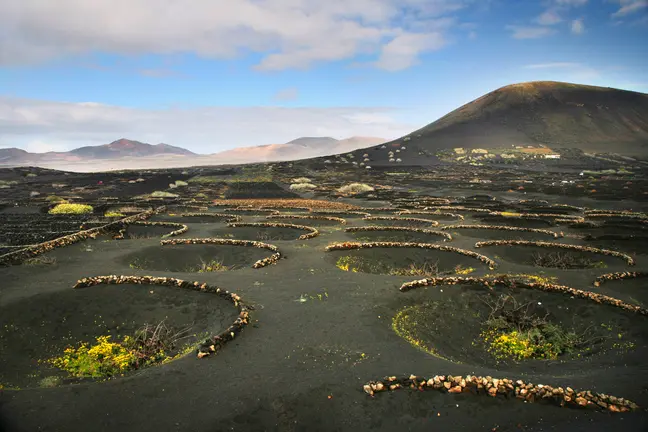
48;203;93;215
337;183;374;195
480;294;588;361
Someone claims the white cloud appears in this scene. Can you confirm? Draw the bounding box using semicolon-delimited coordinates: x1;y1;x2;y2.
536;10;562;25
611;0;648;18
507;25;557;39
555;0;588;5
0;0;473;71
571;18;585;33
0;97;418;153
524;62;581;69
23;139;69;153
522;62;600;81
372;32;446;71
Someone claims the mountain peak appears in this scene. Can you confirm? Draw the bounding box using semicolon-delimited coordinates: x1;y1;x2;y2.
285;137;338;147
69;138;195;158
332;82;648;165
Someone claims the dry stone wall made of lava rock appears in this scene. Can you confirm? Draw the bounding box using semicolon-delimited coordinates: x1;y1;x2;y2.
73;275;250;358
594;271;648;286
325;241;496;270
344;226;453;241
226;222;319;240
114;221;189;239
0;210;156;266
363;216;440;227
266;214;347;224
362;374;638;413
160;238;281;268
474;240;635;266
441;225;561;239
180;212;242;222
397;210;465;220
399;275;648;316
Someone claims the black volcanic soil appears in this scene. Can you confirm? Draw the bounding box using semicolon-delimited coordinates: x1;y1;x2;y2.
325;247;490;275
210;226;307;241
346;229;447;243
0;283;237;389
384;284;648;373
120;244;270;272
121;224;176;239
2;164;648;432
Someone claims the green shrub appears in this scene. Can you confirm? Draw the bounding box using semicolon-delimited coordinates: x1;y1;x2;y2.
289;183;317;192
337;183;374;195
49;322;192;379
39;376;62;388
481;294;584;361
49;335;137;378
187;176;222;184
0;180;17;189
150;191;179;198
49;203;93;214
105;211;125;218
291;177;312;184
46;195;68;203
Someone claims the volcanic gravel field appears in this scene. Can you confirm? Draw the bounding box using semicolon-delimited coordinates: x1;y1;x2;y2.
1;166;648;432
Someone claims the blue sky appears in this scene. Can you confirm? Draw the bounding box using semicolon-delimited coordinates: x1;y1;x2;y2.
0;0;646;154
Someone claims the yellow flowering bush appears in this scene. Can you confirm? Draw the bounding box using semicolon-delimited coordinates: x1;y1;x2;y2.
336;255;361;272
48;203;94;214
49;321;193;379
480;294;581;361
454;265;475;275
482;327;566;361
50;336;136;378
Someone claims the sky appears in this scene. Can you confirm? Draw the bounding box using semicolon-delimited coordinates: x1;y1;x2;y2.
0;0;647;154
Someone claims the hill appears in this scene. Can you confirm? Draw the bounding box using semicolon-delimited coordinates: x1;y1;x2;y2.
317;81;648;166
0;136;386;171
69;139;196;158
0;139;195;166
209;136;386;163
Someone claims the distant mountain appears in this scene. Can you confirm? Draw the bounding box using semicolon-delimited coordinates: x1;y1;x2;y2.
209;136;386;163
284;137;340;147
0;136;387;171
70;139;195;158
0;139;196;166
0;148;30;163
316;81;648;166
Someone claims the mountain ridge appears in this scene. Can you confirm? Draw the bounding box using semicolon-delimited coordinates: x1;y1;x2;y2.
316;81;648;167
0;136;387;169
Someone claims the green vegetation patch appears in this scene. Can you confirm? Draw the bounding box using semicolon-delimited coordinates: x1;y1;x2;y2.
188;176;224;184
48;203;93;215
335;255;473;276
480;294;586;361
150;191;179;198
105;211;126;218
49;321;192;379
392;305;446;359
